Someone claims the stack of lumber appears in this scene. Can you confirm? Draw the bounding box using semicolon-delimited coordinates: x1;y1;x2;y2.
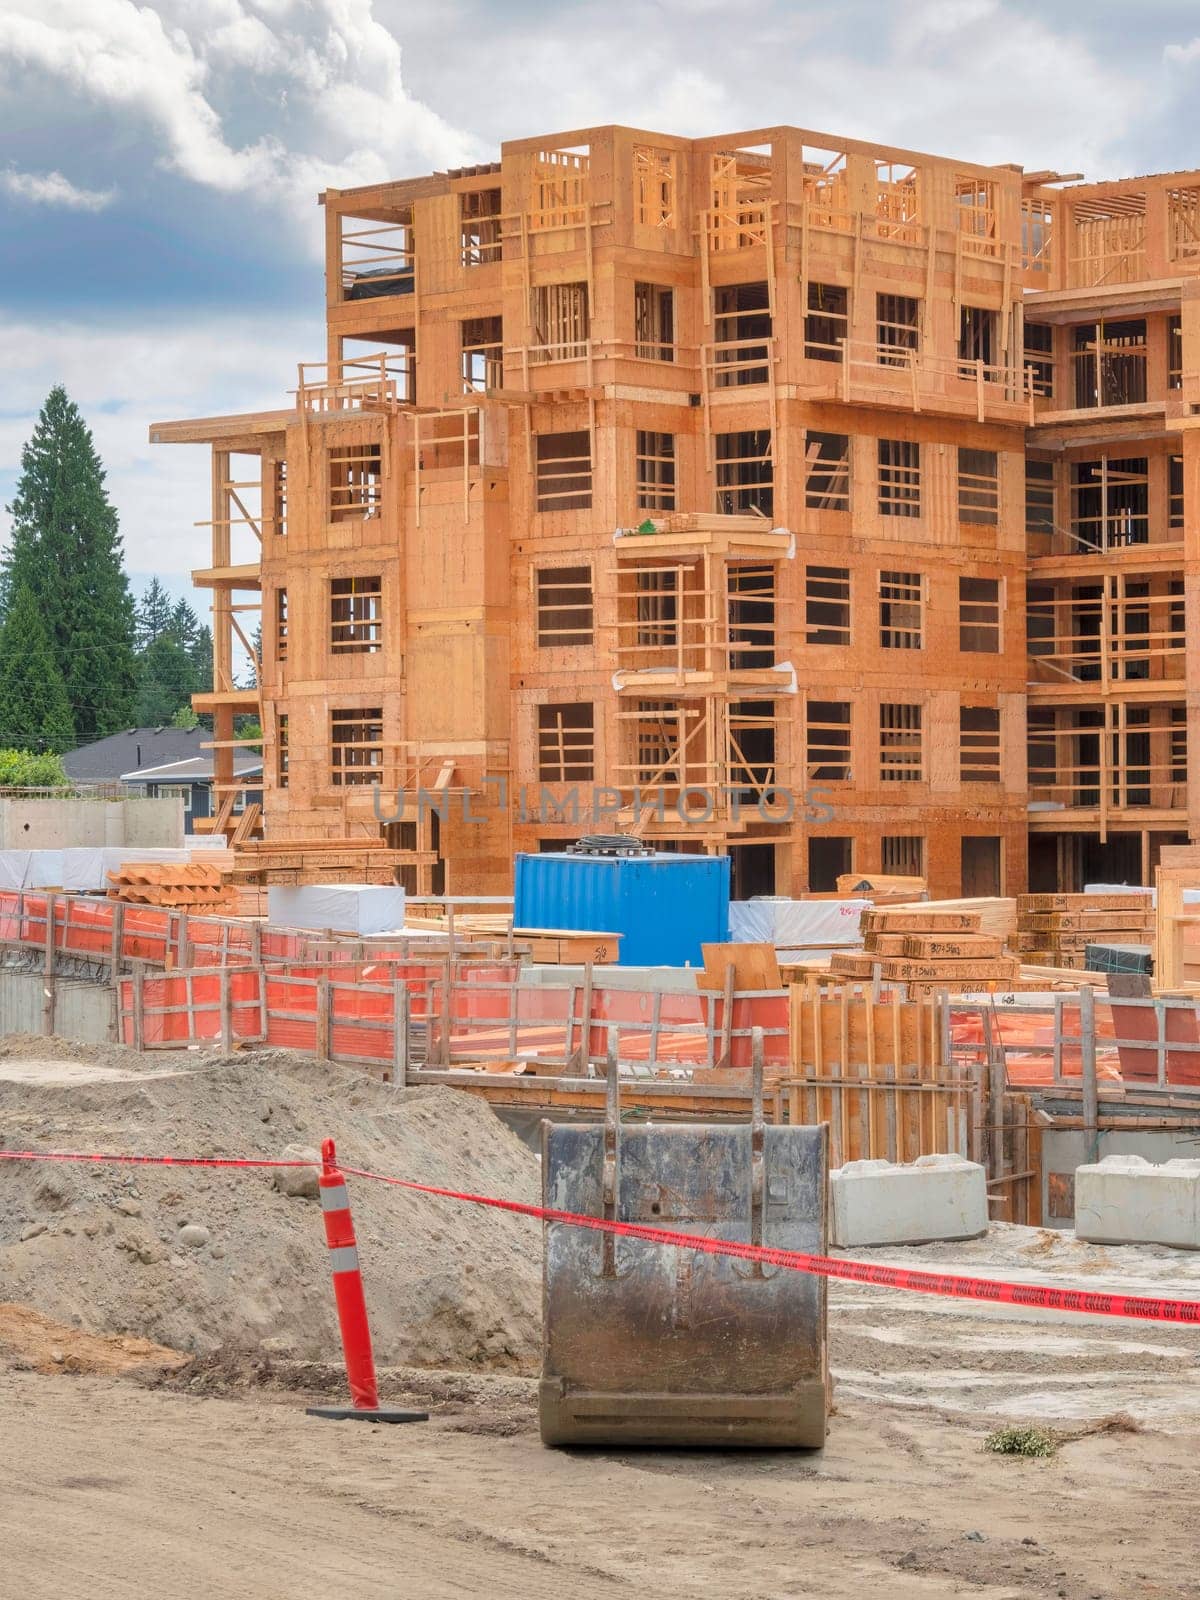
512;928;621;964
829;903;1020;994
1014;892;1155;970
403;908;513;936
223;837;423;885
107;862;237;912
835;872;926;906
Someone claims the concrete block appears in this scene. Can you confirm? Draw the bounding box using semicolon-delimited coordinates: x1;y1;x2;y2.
1074;1154;1200;1250
830;1153;988;1248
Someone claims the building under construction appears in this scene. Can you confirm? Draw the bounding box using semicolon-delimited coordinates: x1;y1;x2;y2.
150;123;1200;899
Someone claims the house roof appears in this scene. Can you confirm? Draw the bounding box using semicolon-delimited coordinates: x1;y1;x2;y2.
120;753;262;784
120;754;263;784
63;727;258;785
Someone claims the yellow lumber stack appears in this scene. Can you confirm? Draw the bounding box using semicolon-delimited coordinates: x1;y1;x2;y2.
107;863;237;913
1013;893;1155;969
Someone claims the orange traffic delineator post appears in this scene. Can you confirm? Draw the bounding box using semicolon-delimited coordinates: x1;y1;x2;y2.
306;1137;428;1425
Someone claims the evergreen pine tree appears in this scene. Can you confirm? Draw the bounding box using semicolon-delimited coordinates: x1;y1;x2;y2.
135;631;198;726
3;386;137;741
190;623;213;688
136;578;175;650
0;584;75;753
169;596;200;650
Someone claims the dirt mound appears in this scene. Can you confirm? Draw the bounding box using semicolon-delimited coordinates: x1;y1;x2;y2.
0;1302;188;1376
0;1039;542;1371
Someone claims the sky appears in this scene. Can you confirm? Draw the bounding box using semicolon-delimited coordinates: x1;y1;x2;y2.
2;0;1200;607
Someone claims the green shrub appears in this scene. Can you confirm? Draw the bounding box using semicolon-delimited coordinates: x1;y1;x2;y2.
0;748;70;789
984;1425;1056;1458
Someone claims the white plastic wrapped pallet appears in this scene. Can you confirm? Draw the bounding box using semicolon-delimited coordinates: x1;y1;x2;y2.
60;847;200;892
728;897;869;949
1083;883;1200;907
267;883;407;935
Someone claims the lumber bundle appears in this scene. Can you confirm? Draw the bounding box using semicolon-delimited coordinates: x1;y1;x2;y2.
830;901;1021;991
835;873;926;906
107;863;237;912
1013;893;1155;969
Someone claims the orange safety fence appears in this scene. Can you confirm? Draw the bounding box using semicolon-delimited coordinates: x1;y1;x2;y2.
0;890;309;968
1108;999;1200;1087
950;1001;1123;1088
41;887;1195;1084
117;961;793;1072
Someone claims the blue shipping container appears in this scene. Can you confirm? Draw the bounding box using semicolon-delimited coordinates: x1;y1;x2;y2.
513;852;730;967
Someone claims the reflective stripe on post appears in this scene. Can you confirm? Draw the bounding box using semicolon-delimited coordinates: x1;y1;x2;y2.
319;1136;380;1411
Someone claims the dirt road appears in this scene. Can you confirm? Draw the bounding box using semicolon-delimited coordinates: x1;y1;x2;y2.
2;1361;1198;1600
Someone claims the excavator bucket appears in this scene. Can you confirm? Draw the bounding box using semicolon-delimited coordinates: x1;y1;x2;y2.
539;1042;829;1448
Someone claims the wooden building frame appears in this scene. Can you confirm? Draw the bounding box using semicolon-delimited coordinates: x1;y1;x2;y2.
149;125;1200;898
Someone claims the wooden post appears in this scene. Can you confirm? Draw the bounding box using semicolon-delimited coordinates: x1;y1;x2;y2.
392;980;409;1088
109;898;125;976
563;981;578;1066
315;976;331;1060
132;963;145;1052
1079;983;1099;1162
575;960;593;1071
219;966;233;1052
42;891;55;1037
439;950;452;1066
716;964;735;1069
257;963;268;1044
108;978;120;1045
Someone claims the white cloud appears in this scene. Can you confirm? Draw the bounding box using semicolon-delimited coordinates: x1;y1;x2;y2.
0;312;321;587
0;0;477;214
392;0;1144;181
0;167;114;211
1165;37;1200;66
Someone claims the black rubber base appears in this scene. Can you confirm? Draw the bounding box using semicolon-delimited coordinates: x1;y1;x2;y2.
305;1406;429;1424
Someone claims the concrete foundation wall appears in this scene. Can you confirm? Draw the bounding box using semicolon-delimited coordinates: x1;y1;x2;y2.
0;970;113;1044
0;797;183;851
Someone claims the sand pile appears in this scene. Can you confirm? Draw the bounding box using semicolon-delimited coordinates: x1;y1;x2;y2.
0;1035;542;1370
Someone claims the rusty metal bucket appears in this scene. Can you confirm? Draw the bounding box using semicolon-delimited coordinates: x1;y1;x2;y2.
539;1038;829;1448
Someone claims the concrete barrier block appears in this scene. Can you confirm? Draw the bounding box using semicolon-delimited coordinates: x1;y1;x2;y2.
830;1153;989;1248
1074;1154;1200;1250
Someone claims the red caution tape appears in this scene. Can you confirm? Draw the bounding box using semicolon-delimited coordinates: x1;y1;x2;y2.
0;1151;311;1171
3;1148;1200;1326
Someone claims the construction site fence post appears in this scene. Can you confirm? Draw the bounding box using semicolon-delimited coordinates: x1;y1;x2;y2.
393;981;409;1088
1080;983;1099;1162
256;963;268;1043
315;976;331;1060
219;966;232;1052
131;962;145;1052
42;890;56;1037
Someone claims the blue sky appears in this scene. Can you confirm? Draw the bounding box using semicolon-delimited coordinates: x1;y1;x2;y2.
2;0;1200;607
